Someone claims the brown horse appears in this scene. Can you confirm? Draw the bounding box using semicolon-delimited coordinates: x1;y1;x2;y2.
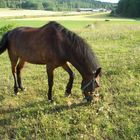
0;21;101;102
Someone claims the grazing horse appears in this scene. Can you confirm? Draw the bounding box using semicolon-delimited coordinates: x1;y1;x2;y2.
0;21;101;102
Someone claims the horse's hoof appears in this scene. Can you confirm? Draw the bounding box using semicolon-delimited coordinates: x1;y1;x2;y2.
14;88;19;95
48;100;54;103
82;98;88;103
82;97;93;103
86;96;93;102
14;92;19;95
20;87;26;91
65;92;71;97
48;100;56;105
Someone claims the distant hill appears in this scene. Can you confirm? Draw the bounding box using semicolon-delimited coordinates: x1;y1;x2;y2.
0;0;116;11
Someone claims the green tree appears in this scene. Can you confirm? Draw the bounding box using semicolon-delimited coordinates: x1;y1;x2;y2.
116;0;140;17
1;0;115;11
0;0;7;8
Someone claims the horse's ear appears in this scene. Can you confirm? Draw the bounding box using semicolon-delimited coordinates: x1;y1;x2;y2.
95;67;101;78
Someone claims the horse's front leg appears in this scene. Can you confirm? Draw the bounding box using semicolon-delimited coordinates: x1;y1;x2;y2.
46;64;54;102
62;63;74;97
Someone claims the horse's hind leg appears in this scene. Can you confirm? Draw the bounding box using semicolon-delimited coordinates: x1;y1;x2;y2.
46;64;55;101
16;59;25;91
11;57;19;95
62;63;74;97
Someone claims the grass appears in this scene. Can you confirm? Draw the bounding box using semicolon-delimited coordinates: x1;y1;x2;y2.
0;13;140;139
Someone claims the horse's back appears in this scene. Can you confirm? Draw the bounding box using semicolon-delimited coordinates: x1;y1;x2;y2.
7;25;66;65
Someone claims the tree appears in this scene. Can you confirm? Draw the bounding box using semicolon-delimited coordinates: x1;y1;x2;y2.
1;0;115;11
0;0;7;8
116;0;140;17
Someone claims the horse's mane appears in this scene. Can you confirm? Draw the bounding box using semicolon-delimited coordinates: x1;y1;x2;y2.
46;21;100;71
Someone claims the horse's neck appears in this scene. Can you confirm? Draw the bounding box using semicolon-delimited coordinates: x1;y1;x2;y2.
69;58;92;80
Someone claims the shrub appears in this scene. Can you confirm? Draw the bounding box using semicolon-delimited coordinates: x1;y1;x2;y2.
0;24;14;37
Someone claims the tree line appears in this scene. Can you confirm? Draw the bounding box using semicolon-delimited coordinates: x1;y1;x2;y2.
0;0;114;11
114;0;140;17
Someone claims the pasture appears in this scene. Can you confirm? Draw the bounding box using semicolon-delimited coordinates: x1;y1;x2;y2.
0;11;140;139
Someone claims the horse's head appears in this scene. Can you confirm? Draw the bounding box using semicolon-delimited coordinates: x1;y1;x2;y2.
81;67;101;102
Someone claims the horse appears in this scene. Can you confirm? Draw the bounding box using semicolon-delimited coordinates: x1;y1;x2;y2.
0;21;101;102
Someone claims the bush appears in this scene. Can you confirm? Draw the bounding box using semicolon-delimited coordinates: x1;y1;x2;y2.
21;1;44;10
0;24;14;37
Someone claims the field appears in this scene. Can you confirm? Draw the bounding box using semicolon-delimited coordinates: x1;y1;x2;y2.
0;11;140;139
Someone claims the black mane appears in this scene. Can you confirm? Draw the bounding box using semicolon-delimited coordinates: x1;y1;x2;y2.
47;21;100;72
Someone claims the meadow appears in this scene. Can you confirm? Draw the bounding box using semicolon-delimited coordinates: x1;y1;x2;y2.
0;12;140;140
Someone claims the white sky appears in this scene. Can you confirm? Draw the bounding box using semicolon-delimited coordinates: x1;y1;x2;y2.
98;0;119;3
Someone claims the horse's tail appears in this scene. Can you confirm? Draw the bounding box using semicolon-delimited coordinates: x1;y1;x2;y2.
0;31;10;55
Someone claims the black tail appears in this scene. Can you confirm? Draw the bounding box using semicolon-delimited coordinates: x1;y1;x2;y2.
0;31;10;55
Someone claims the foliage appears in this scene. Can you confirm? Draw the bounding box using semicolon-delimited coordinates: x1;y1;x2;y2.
21;1;44;10
0;24;14;38
115;0;140;17
0;0;115;11
0;0;6;8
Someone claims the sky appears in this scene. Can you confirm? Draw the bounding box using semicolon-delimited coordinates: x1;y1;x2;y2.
98;0;119;3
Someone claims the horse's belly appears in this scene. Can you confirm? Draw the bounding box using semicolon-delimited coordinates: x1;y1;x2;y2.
27;60;47;65
19;53;48;64
17;47;63;65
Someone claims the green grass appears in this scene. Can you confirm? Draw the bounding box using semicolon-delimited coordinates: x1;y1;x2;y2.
0;19;96;29
0;15;140;139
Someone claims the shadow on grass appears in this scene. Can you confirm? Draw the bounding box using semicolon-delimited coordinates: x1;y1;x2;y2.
0;101;89;139
48;101;90;114
0;99;90;126
0;117;12;126
0;95;4;102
